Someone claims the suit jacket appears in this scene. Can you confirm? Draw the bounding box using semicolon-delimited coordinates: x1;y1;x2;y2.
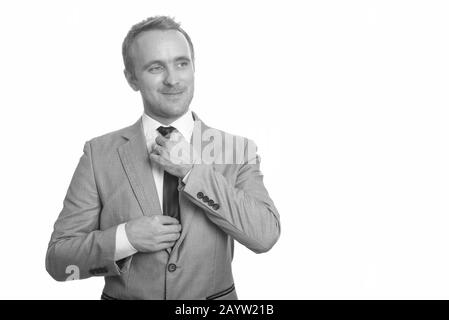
46;113;280;300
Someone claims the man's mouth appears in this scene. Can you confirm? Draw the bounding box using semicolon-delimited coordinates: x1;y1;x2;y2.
160;90;185;95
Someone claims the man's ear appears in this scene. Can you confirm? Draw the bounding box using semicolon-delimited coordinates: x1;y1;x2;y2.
124;69;139;91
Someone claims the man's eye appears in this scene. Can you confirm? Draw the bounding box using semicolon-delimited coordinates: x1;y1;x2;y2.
177;61;189;68
149;66;164;73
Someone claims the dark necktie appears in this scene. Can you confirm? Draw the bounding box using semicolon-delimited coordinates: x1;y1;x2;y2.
156;126;180;221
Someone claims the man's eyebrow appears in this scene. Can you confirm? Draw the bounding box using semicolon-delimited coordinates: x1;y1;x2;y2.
174;56;191;62
142;56;192;70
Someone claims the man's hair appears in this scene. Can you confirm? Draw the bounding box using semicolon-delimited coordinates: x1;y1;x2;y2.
122;16;195;78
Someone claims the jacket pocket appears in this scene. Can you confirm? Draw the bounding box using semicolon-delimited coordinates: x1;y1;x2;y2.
206;283;235;300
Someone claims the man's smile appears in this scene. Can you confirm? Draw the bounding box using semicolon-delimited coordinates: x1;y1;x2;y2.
160;89;186;99
162;92;184;95
159;87;186;95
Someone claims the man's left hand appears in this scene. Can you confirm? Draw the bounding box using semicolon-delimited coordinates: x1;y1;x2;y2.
149;132;195;179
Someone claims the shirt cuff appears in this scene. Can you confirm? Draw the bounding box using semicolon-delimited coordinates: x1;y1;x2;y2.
114;223;138;261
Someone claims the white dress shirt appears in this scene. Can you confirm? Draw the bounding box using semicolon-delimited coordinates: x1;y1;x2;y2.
114;110;195;261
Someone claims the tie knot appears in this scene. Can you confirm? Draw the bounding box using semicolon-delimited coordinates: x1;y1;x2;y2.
157;126;176;137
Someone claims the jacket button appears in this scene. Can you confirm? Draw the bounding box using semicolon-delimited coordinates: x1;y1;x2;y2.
207;199;214;206
197;192;204;199
212;203;220;210
202;196;209;202
168;263;177;272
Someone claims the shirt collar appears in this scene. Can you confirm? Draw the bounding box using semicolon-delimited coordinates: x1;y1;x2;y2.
142;110;194;143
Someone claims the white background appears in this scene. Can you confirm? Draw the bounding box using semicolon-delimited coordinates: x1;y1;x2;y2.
0;0;448;299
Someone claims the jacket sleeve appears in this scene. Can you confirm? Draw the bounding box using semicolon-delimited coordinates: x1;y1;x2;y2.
45;141;132;281
181;140;281;253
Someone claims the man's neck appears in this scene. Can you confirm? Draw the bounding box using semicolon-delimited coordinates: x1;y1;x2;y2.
143;110;186;126
142;109;194;143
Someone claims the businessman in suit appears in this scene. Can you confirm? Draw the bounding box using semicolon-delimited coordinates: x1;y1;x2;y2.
46;16;280;300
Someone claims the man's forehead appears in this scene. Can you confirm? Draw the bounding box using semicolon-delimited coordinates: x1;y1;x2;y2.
131;29;191;61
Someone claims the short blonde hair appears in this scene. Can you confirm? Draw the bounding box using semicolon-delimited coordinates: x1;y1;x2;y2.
122;16;195;78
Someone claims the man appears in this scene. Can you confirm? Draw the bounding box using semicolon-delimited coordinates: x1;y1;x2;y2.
46;16;280;300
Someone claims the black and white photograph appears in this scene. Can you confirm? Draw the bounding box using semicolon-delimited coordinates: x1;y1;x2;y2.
1;0;449;305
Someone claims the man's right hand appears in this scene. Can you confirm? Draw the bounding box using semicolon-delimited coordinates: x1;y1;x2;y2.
125;215;181;252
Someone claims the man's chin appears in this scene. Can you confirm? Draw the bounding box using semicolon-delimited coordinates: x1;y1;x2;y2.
161;103;189;118
163;97;192;114
144;95;192;120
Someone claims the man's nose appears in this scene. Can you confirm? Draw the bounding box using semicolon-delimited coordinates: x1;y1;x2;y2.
163;67;180;86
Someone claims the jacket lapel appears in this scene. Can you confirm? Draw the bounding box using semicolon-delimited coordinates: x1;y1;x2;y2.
172;114;211;252
118;119;163;218
117;114;210;255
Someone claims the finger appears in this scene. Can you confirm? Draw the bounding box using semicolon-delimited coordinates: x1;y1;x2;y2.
155;215;180;225
169;131;182;142
155;135;168;146
155;242;176;251
150;151;169;166
159;232;181;242
161;224;182;234
149;153;165;166
151;144;164;155
150;142;158;153
150;141;159;152
151;154;174;171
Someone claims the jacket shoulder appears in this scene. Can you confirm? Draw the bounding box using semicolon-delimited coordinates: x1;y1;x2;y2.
85;120;140;152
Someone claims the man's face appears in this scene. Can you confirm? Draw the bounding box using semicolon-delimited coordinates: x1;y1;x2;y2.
126;29;194;123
